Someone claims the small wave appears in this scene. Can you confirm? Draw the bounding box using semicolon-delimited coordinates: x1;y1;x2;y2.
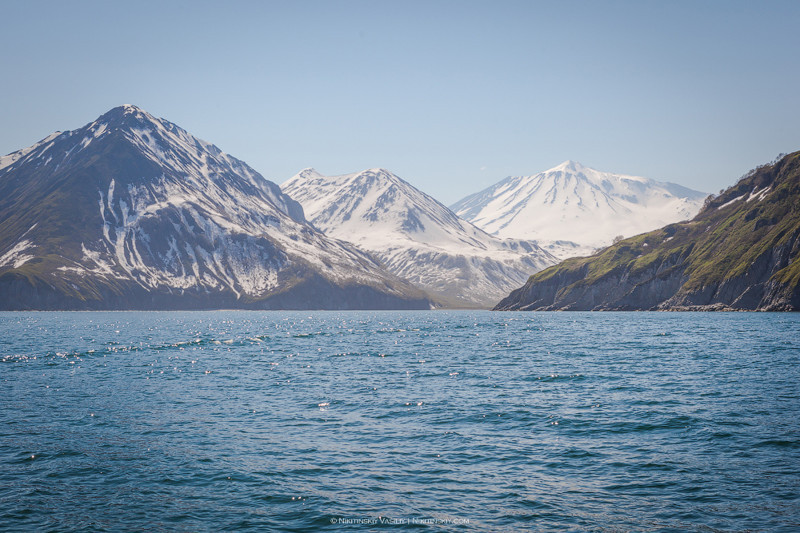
529;373;586;382
559;448;600;459
292;332;325;338
602;415;698;434
754;439;799;449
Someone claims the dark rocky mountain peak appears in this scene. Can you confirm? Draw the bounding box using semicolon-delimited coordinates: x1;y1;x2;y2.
0;106;430;309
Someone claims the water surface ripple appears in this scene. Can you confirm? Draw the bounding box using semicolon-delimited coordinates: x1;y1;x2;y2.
1;311;798;531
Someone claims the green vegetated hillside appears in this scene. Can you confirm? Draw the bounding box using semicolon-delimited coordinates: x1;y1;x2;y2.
496;151;800;311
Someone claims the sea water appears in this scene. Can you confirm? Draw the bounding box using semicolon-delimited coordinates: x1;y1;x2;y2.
1;311;798;531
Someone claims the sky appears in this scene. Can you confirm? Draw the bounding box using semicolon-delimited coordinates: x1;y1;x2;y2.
1;0;798;204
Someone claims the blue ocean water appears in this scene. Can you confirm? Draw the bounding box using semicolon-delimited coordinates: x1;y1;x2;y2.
1;311;798;532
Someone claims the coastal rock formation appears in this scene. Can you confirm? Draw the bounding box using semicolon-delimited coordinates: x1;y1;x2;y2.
495;152;800;311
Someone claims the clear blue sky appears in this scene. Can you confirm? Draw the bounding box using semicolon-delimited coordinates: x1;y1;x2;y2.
1;0;798;203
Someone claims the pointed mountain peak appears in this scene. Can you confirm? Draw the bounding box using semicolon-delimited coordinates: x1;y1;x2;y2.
93;105;167;132
281;167;557;307
296;167;322;179
120;103;144;113
552;160;587;173
364;167;394;175
355;168;406;185
0;108;432;310
99;103;147;119
348;168;395;180
452;156;707;254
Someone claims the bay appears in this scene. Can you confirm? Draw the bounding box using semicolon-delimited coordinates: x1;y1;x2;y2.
1;311;798;531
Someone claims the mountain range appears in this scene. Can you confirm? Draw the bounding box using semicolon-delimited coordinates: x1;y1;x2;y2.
2;105;796;311
496;152;800;311
0;105;430;310
451;160;707;258
282;168;556;307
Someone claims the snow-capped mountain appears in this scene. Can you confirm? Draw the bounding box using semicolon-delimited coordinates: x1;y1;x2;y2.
282;168;557;307
0;105;430;309
451;161;707;258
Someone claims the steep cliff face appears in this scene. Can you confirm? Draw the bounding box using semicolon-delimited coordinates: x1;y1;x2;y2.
496;152;800;311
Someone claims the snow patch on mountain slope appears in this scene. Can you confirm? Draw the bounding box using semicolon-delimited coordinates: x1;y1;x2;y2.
283;168;557;306
452;160;707;258
0;132;61;172
0;239;35;269
82;165;398;298
1;106;418;303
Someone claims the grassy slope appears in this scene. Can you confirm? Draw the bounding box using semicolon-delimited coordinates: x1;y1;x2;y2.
511;151;800;307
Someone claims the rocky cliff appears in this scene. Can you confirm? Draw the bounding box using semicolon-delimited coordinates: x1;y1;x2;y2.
495;152;800;311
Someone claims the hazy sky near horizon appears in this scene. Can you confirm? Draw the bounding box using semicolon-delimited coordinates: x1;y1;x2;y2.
1;0;798;204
